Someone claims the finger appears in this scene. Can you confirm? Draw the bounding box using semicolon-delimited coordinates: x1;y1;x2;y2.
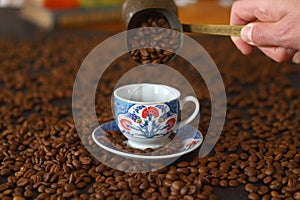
230;0;257;25
230;0;286;26
240;22;285;47
292;51;300;64
257;46;296;63
231;36;253;55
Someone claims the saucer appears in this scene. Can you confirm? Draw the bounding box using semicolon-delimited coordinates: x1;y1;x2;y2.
92;121;203;160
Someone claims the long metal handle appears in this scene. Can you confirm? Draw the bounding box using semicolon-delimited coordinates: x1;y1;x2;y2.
182;24;244;37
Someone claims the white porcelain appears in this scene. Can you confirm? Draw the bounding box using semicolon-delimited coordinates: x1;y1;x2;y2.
92;121;203;160
113;83;199;149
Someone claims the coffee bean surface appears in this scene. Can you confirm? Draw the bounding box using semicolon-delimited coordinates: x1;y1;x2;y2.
0;31;299;200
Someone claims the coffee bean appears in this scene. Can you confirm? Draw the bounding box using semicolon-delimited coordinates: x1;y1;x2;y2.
294;192;300;200
179;185;189;196
0;183;11;192
142;191;151;199
228;180;239;187
258;185;269;195
244;167;257;177
72;159;81;169
37;185;46;193
183;195;194;200
177;168;190;175
261;194;271;200
36;193;50;199
208;162;218;169
44;188;55;194
171;180;185;191
64;183;76;192
248;154;258;162
2;189;13;196
248;176;259;183
264;166;275;176
245;183;258;193
219;180;228;187
210;178;219;186
270;182;283;192
1;168;11;176
248;193;260;200
219;162;230;171
12;197;25;200
79;157;92;165
263;176;273;184
24;190;34;198
198;166;208;174
119;191;132;200
177;161;189;168
166;173;178;181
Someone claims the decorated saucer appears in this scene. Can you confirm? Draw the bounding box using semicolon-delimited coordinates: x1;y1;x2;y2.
92;121;203;160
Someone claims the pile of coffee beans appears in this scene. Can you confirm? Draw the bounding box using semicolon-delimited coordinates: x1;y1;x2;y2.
0;30;300;200
128;13;181;64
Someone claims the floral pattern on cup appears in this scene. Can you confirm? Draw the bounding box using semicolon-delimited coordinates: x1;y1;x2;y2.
117;104;177;138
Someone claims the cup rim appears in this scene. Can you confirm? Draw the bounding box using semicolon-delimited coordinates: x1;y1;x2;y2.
114;83;181;104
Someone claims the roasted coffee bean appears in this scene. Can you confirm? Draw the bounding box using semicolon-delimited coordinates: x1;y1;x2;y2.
294;192;300;200
244;167;257;177
12;197;25;200
258;185;269;196
261;194;271;200
245;183;258;193
24;190;34;198
36;193;50;199
269;180;282;190
171;180;185;191
79;157;92;165
166;173;178;181
37;185;46;193
219;180;228;187
1;168;11;176
248;176;259;183
248;193;260;200
64;183;76;192
179;185;189;196
228;180;239;187
208;162;218;169
263;176;273;184
119;191;132;200
177;161;189;168
177;167;190;175
0;183;11;192
264;166;275;176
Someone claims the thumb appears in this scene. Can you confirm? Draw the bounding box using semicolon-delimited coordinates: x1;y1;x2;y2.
241;22;279;47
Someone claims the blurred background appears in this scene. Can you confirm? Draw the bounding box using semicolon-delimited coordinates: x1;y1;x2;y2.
0;0;233;34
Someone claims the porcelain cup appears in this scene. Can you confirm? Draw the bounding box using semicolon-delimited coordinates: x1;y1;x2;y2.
113;83;199;149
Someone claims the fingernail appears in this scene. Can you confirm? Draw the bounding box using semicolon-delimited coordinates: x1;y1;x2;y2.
241;24;254;45
292;58;300;64
230;36;239;41
292;51;300;64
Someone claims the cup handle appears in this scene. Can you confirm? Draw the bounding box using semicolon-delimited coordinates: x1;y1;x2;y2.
174;96;199;130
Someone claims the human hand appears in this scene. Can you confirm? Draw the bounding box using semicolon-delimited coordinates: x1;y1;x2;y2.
230;0;300;63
